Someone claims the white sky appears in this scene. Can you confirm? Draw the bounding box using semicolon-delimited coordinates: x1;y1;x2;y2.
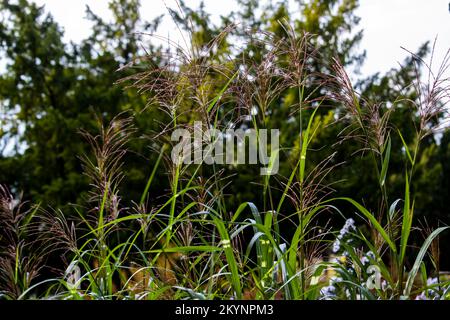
27;0;450;78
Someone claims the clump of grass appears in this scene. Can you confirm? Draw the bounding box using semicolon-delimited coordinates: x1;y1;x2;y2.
1;24;449;301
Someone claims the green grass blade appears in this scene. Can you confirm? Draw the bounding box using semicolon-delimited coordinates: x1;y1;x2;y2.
210;214;242;299
397;129;414;165
299;107;319;183
404;226;449;297
207;70;238;113
140;143;166;205
379;136;391;187
333;197;397;253
399;172;413;266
